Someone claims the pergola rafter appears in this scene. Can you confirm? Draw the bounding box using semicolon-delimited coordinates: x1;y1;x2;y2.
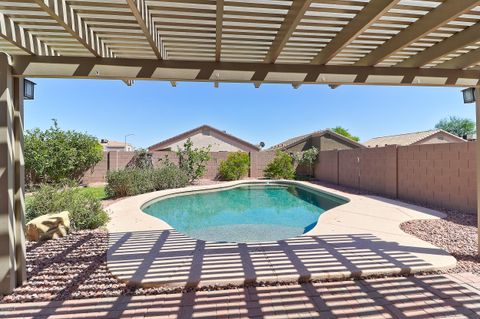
215;0;224;62
263;0;312;64
0;13;56;56
397;22;480;68
126;0;165;60
31;0;113;58
355;0;480;66
311;0;400;65
437;47;480;69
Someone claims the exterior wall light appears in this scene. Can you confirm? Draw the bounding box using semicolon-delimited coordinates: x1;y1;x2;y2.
462;87;476;104
24;79;36;100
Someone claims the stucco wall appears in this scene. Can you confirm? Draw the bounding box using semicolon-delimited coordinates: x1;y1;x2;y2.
314;142;476;214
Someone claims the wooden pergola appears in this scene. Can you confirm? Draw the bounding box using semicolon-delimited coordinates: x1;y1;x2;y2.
1;0;480;294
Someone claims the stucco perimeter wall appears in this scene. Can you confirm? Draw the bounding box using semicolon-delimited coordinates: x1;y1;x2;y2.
82;151;276;184
314;142;476;214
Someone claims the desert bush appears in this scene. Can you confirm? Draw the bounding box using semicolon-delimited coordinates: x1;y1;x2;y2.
105;169;154;198
264;150;295;180
25;120;103;185
152;164;189;190
106;165;189;198
177;138;211;182
218;151;250;180
26;184;109;230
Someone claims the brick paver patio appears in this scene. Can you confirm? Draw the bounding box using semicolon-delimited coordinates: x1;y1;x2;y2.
2;272;480;318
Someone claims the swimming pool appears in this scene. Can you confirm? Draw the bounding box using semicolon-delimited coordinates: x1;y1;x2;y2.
142;183;348;243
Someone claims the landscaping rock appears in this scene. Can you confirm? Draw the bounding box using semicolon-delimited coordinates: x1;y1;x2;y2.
25;211;70;241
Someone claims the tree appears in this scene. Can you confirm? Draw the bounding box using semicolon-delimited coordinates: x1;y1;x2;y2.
177;138;211;183
25;120;103;184
127;148;153;170
264;150;295;180
218;151;250;180
435;116;475;138
332;126;360;142
293;147;319;177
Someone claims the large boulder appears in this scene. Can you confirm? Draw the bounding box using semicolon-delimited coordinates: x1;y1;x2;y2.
26;211;70;241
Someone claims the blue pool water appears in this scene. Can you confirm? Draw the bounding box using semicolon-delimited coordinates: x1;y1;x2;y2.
142;184;347;243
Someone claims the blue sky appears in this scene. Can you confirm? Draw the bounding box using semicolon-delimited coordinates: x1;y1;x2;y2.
26;79;475;149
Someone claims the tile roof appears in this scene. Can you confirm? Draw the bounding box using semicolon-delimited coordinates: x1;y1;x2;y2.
364;129;465;147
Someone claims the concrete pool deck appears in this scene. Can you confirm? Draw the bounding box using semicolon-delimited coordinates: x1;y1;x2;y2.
106;180;456;288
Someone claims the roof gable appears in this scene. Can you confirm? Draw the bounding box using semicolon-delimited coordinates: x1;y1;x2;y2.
148;125;260;152
364;129;466;147
270;129;364;150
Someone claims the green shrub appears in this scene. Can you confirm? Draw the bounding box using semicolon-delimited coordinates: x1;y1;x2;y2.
152;164;189;190
264;150;295;180
105;165;189;198
26;184;109;230
218;152;250;180
25;120;103;185
105;169;154;198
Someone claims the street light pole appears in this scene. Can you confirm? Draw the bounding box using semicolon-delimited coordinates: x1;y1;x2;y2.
124;134;134;151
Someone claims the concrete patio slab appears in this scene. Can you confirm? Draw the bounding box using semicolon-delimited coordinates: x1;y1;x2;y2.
106;180;456;288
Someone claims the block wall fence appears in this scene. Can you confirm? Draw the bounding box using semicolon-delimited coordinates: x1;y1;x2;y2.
81;151;277;184
314;142;477;214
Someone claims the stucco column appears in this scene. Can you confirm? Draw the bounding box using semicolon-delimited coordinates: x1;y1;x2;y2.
476;87;480;255
0;52;16;294
0;52;25;294
13;74;26;286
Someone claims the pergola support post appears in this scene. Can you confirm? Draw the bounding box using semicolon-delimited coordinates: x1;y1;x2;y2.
477;87;480;255
0;52;26;294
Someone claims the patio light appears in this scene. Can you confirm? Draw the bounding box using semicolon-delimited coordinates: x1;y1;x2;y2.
24;79;36;100
462;87;476;104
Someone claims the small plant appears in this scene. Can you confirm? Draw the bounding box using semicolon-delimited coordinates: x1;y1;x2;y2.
264;150;295;180
177;138;211;183
218;151;250;180
26;184;109;230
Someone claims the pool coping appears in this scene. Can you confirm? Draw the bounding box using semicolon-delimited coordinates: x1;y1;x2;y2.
106;180;456;288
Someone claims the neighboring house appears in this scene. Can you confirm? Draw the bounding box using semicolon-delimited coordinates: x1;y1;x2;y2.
270;129;365;153
148;125;261;152
364;129;466;148
100;139;134;152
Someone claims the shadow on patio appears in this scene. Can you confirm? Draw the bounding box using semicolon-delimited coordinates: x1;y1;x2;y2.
107;229;453;288
2;274;480;318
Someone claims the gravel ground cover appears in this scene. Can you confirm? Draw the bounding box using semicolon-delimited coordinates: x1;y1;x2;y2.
401;211;480;275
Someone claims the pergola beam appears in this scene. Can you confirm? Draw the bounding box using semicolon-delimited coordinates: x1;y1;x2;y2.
10;55;480;87
311;0;400;65
397;22;480;68
31;0;113;58
126;0;164;60
0;13;56;56
263;0;312;63
355;0;480;66
215;0;224;62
